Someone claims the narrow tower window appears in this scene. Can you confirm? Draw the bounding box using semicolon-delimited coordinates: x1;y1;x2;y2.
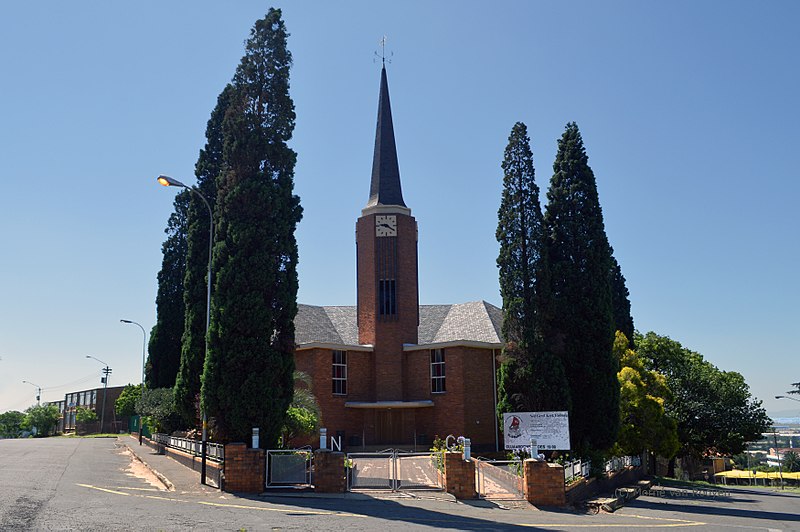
332;350;347;395
431;349;446;393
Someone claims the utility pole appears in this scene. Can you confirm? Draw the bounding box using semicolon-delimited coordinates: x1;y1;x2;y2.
22;380;42;406
86;356;112;434
773;430;784;491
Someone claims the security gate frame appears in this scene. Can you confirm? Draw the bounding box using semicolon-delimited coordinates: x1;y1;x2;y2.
347;449;443;491
475;458;525;500
265;448;313;488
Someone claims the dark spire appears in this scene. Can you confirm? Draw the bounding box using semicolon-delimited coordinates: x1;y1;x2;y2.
366;65;406;209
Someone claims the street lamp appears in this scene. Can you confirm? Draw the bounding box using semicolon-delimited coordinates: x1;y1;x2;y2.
22;380;42;406
157;174;213;485
86;355;111;433
775;395;800;403
121;319;147;445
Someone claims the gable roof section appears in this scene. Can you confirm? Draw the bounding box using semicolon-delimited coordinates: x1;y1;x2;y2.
295;301;503;350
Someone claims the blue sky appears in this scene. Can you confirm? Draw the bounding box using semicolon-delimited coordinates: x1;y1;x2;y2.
1;1;798;417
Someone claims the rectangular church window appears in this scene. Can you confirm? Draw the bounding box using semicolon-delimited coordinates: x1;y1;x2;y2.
431;349;446;393
332;350;347;395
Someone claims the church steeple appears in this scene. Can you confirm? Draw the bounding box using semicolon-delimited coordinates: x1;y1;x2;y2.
365;65;407;211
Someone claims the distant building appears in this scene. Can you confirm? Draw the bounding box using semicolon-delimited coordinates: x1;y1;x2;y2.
293;66;503;451
766;447;800;468
58;385;126;434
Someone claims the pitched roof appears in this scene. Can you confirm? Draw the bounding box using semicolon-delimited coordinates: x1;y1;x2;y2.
295;301;503;349
365;65;406;209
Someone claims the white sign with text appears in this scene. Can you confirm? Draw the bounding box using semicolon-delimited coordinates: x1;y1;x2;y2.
503;411;571;451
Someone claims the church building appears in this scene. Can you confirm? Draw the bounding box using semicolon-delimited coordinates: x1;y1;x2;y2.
294;66;503;451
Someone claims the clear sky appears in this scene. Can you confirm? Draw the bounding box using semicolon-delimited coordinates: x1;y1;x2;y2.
1;1;798;418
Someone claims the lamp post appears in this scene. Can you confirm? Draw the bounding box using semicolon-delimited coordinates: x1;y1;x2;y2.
157;174;213;485
121;319;147;445
22;380;42;406
86;355;111;433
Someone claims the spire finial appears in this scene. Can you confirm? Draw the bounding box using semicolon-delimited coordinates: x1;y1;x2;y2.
374;35;393;66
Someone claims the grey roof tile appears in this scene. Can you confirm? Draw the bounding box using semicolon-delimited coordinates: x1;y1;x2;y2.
295;301;503;348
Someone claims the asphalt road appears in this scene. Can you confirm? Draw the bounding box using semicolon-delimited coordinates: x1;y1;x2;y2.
1;437;799;531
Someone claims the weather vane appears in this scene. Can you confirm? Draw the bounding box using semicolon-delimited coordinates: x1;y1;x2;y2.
374;35;393;65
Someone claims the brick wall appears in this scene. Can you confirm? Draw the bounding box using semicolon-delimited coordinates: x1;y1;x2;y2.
313;450;346;492
524;460;566;507
443;451;476;499
223;443;265;493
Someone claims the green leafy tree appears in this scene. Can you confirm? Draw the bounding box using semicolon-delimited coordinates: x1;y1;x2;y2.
202;8;302;447
137;388;182;434
783;451;800;473
281;371;320;447
609;255;634;347
115;383;143;417
75;406;98;424
636;331;771;462
0;410;25;438
613;332;678;458
22;404;60;436
174;84;235;426
544;122;619;452
496;122;569;415
147;191;189;388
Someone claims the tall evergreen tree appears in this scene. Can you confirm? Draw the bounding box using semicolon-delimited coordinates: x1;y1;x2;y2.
173;85;234;425
147;190;189;388
610;254;634;347
201;8;302;446
544;122;619;452
496;122;570;414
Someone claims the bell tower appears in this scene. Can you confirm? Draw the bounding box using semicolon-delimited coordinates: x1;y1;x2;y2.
356;65;419;401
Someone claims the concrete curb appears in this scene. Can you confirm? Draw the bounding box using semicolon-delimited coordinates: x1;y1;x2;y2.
587;479;652;512
122;440;175;491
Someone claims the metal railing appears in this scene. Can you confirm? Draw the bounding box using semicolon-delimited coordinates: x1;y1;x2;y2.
605;455;641;474
563;459;591;483
152;433;224;462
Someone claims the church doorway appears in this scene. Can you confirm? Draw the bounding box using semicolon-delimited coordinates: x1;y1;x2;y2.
376;410;404;445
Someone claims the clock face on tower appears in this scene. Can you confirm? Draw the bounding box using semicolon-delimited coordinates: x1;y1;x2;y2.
375;215;397;237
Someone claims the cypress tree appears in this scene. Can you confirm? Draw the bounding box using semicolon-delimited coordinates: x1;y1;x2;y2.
201;8;302;446
544;122;619;452
147;190;189;388
610;254;634;347
173;84;234;426
496;122;570;414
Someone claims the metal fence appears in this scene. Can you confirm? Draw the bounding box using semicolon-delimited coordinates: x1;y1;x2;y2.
266;448;312;488
475;459;524;499
347;449;443;491
605;455;641;474
563;459;591;483
152;433;224;462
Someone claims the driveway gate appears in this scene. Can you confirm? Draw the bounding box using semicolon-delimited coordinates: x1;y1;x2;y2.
475;459;524;500
347;449;443;491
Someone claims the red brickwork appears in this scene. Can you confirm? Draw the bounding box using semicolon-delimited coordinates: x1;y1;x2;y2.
313;450;346;493
293;345;498;449
406;347;497;447
443;452;476;499
524;460;566;507
223;443;265;493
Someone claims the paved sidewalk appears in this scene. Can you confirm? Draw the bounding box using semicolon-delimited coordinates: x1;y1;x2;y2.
118;435;218;495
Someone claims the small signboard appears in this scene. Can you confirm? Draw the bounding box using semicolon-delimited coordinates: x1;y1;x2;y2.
503;411;570;451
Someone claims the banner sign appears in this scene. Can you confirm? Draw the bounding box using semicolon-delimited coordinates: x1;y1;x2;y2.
503;411;570;451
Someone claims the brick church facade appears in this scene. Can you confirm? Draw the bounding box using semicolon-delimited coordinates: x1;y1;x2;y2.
294;66;502;451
